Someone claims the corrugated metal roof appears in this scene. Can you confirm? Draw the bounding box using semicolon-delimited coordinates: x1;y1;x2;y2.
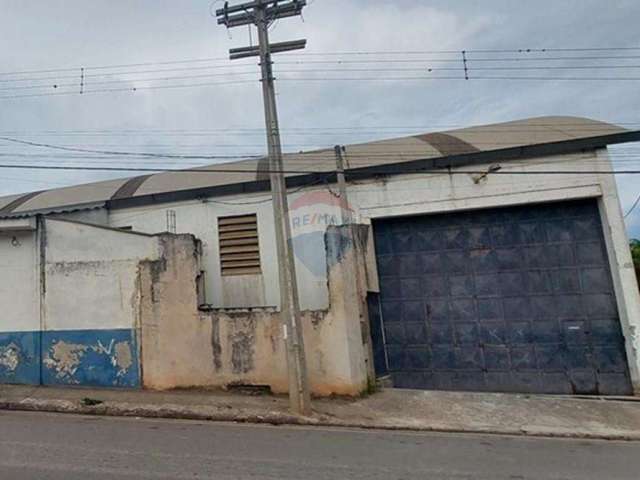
0;116;637;217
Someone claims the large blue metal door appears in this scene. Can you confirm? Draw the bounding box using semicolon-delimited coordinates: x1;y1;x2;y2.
372;199;632;394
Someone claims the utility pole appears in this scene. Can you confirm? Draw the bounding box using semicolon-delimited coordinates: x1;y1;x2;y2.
334;145;351;225
216;0;311;416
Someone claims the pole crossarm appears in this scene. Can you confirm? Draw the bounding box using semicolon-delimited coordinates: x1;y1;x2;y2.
216;0;306;28
215;0;280;17
229;39;307;60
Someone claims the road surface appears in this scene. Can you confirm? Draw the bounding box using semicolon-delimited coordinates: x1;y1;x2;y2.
0;410;638;479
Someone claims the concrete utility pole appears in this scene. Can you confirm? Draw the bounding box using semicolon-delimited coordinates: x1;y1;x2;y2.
334;145;352;225
216;0;311;416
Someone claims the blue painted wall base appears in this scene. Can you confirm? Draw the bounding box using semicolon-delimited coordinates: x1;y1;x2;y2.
42;329;140;388
0;331;40;385
0;329;139;388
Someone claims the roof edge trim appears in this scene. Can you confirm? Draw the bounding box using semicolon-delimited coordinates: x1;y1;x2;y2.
0;190;44;215
107;130;640;211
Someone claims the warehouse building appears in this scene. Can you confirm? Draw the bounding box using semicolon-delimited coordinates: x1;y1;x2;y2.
0;116;639;396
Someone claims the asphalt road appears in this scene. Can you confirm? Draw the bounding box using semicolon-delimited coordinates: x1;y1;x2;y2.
1;411;639;479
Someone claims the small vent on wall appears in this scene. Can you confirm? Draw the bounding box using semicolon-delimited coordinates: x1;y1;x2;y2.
218;214;261;276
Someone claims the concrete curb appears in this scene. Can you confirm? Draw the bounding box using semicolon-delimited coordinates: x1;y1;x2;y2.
2;398;640;442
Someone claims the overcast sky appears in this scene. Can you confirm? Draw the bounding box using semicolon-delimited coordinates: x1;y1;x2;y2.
0;0;639;237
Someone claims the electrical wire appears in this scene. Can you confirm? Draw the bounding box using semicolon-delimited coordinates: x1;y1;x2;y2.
0;63;259;84
0;79;258;100
1;121;638;132
0;57;236;77
8;66;640;93
1;149;639;166
0;136;262;159
1;47;638;77
4;63;640;86
282;48;640;55
0;71;260;92
0;162;636;175
277;75;640;82
1;49;640;99
625;193;640;218
3;73;637;100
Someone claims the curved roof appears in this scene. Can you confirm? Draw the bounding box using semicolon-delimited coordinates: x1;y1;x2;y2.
0;116;637;217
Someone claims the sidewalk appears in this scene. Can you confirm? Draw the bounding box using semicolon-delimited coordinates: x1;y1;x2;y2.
2;384;640;440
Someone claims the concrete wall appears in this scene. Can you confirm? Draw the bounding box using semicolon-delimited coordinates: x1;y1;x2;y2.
0;217;200;389
0;214;373;396
138;234;211;389
594;149;640;393
140;224;372;396
41;219;162;387
108;191;342;312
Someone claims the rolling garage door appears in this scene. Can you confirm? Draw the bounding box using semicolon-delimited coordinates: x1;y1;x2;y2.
372;199;633;395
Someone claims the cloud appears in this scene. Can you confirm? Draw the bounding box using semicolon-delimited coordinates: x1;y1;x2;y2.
0;0;639;236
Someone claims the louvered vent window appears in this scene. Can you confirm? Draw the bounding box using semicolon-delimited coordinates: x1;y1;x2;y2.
218;214;261;276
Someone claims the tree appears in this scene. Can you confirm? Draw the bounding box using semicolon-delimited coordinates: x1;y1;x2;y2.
632;239;640;269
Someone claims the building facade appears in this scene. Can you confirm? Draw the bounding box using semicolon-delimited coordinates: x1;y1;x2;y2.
1;116;639;396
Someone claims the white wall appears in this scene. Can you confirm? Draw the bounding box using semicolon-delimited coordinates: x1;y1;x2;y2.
594;149;640;392
43;219;160;332
352;152;604;220
110;150;609;314
0;229;39;333
109;195;337;311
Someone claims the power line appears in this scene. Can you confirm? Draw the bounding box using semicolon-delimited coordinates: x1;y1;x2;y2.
1;147;639;165
5;62;640;86
6;67;640;93
1;47;637;76
278;75;640;82
0;57;237;77
283;48;640;56
1;121;638;132
0;162;637;175
2;73;639;100
0;148;638;160
0;71;260;92
5;66;640;95
0;136;261;159
0;63;260;84
284;54;640;62
0;79;258;100
625;193;640;218
1;49;640;99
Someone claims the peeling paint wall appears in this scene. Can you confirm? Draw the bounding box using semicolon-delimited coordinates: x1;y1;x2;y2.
39;219;163;387
41;330;138;387
0;218;200;389
0;215;376;394
0;332;39;385
140;224;372;396
138;234;215;389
